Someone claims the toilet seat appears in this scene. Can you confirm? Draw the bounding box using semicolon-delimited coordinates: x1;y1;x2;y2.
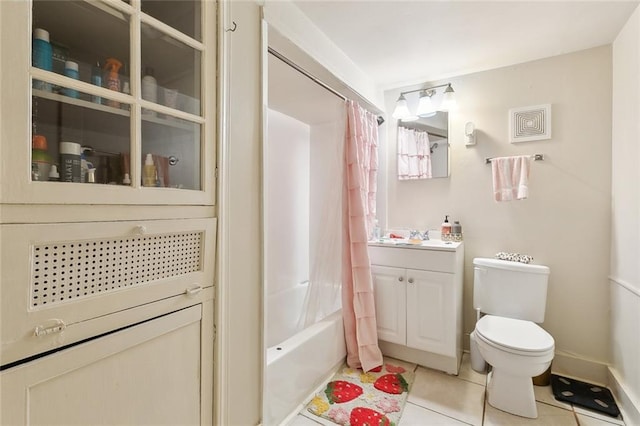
475;315;554;355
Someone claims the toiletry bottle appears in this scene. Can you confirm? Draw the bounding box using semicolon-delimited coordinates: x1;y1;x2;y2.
91;61;102;104
59;141;82;182
63;60;79;98
103;58;122;108
441;215;452;241
121;81;131;110
452;221;462;241
31;134;52;181
371;219;381;241
80;149;87;183
32;28;53;91
142;67;158;115
87;167;96;183
48;164;60;181
142;153;156;187
122;173;131;185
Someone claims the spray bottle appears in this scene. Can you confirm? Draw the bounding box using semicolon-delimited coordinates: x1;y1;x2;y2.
103;58;122;108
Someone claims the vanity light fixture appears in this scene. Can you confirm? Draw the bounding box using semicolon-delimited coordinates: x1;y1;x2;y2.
416;90;437;118
392;83;457;121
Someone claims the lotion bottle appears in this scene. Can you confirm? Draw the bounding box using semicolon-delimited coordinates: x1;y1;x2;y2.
142;153;156;187
441;215;452;240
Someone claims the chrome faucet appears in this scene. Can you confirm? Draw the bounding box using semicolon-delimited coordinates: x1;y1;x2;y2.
409;229;429;240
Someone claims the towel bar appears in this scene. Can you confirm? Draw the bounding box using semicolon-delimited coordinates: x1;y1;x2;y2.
485;154;544;164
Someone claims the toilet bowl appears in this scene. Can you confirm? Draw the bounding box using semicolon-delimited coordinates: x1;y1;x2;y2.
474;315;555;418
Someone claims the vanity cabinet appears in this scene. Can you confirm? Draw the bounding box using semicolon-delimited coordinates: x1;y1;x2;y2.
369;242;464;374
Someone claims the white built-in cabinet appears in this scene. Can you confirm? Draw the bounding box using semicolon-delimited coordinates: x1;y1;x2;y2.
0;1;217;423
369;242;464;375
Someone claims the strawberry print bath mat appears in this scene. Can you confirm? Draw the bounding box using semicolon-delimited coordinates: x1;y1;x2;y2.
306;362;415;426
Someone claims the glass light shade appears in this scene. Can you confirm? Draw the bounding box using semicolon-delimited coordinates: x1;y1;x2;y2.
416;92;437;117
392;95;412;119
400;115;419;122
439;85;457;111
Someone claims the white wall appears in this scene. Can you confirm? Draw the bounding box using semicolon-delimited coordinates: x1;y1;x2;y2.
263;0;383;110
611;5;640;422
265;109;310;296
384;46;613;380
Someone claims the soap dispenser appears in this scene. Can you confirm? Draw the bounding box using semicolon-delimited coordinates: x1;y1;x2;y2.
441;215;452;241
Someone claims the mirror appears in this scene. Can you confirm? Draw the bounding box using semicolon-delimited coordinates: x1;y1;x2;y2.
397;111;448;179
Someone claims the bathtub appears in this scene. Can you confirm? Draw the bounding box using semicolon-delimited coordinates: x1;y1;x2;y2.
264;284;346;426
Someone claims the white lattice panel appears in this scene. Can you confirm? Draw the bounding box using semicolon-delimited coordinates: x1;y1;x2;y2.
31;232;203;309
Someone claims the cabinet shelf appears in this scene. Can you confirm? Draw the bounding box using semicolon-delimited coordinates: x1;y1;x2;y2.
33;89;196;131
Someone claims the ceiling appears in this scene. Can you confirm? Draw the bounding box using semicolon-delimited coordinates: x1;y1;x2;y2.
293;1;639;89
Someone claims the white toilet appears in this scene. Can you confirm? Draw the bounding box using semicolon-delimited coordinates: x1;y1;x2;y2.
471;258;555;419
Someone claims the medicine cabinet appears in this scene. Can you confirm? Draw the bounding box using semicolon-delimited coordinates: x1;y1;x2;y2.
0;0;216;205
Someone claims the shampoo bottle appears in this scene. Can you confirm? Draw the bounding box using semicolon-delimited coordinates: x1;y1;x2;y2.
441;215;452;240
142;153;156;187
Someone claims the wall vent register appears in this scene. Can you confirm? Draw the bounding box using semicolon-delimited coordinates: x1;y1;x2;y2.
30;232;203;309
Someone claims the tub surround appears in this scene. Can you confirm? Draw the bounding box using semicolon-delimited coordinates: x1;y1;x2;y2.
369;241;464;374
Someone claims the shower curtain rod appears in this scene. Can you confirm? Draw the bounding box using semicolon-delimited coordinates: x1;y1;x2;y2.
268;47;385;126
399;125;447;139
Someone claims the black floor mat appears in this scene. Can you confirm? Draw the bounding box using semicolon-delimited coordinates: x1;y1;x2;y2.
551;374;620;417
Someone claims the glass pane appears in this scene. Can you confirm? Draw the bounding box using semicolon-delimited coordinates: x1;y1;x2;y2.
141;118;201;190
32;87;131;185
33;1;131;97
141;1;202;41
141;22;201;116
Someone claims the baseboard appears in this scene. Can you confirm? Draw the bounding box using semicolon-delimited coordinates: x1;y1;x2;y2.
549;351;609;386
608;366;640;425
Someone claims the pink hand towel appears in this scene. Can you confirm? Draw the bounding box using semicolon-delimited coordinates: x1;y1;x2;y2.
491;156;531;202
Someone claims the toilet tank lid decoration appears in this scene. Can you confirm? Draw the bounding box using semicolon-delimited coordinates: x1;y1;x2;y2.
495;252;534;264
474;258;549;274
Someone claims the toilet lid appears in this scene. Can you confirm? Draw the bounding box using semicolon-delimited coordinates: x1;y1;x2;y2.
476;315;554;353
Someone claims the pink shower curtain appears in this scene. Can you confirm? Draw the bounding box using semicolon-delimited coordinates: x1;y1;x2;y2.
342;100;383;372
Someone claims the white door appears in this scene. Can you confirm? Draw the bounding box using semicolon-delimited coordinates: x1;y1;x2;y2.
1;306;203;425
406;269;455;356
372;265;406;345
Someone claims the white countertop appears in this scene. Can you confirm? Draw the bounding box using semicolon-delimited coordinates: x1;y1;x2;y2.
368;239;462;251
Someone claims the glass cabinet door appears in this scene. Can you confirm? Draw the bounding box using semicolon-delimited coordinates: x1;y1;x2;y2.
4;0;215;204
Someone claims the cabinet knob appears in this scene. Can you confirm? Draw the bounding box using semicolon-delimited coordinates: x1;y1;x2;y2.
408;278;414;284
398;276;404;282
134;225;147;235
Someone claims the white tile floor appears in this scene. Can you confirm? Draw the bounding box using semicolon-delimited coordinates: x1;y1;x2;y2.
287;354;626;426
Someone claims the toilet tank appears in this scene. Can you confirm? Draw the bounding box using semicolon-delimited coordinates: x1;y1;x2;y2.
473;258;550;323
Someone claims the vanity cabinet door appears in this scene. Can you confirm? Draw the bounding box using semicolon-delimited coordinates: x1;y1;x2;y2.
406;269;456;356
372;265;406;345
